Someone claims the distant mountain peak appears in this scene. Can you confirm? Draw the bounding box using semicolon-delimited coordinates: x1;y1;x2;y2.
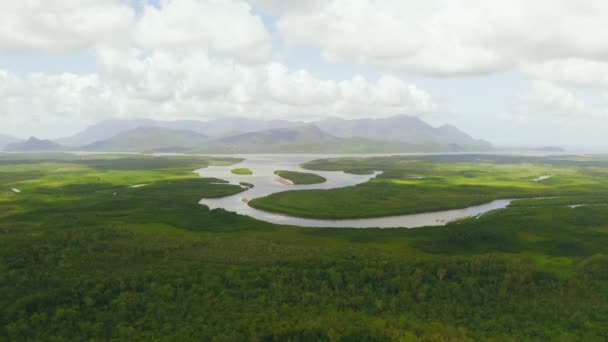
4;137;65;152
317;116;490;149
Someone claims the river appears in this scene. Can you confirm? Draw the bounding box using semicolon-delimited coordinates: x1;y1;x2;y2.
196;154;513;228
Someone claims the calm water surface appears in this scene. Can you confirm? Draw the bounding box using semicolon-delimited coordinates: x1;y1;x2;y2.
197;154;513;228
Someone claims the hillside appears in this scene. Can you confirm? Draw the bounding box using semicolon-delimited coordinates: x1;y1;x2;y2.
218;124;337;145
59;117;301;146
194;125;474;153
0;134;20;149
82;127;208;152
317;115;491;149
57;119;157;146
192;117;303;137
4;137;65;152
196;125;340;153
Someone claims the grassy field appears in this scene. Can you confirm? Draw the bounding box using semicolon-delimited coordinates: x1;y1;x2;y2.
274;170;327;184
231;167;253;175
250;154;608;219
1;153;608;340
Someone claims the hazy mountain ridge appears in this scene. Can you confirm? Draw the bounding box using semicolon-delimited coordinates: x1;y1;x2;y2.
195;125;340;153
77;124;425;153
192;117;304;137
0;134;20;149
216;124;336;145
317;116;491;148
58;118;302;146
4;137;65;152
27;115;492;153
57;119;206;147
58;115;490;150
192;125;481;154
82;127;208;152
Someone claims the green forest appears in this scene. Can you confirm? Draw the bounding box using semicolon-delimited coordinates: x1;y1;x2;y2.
1;153;607;341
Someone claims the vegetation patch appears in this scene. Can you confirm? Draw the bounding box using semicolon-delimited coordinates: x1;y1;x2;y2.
239;182;254;189
231;168;253;175
274;170;327;185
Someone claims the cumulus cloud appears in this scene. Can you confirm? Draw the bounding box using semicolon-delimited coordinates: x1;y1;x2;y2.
0;70;113;118
0;0;134;52
0;56;437;137
0;69;117;137
523;59;608;88
0;0;272;62
514;81;586;116
3;0;608;145
95;50;438;120
135;0;272;64
0;0;438;134
261;0;608;76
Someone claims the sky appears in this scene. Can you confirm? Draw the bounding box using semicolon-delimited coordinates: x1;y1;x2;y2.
1;0;608;147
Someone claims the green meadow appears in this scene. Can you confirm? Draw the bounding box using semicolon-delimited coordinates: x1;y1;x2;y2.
274;170;327;184
1;153;608;340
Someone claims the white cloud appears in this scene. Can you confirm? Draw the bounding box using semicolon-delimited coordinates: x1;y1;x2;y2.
135;0;272;64
0;69;116;137
0;55;437;137
0;71;114;118
252;0;322;13
514;81;586;116
3;0;608;145
0;0;134;52
263;0;608;76
94;49;438;120
335;75;437;116
0;0;439;138
523;59;608;88
0;0;272;64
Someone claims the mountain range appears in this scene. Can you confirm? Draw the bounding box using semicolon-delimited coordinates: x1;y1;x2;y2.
193;125;405;154
4;115;493;153
193;124;477;154
81;127;208;152
56;117;302;147
317;116;490;148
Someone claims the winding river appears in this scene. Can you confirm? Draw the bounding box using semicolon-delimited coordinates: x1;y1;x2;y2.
196;155;513;228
